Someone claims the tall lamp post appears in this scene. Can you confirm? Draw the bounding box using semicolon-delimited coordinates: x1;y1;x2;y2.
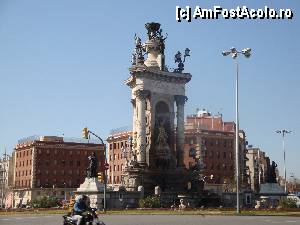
276;129;291;193
82;127;108;213
222;47;251;214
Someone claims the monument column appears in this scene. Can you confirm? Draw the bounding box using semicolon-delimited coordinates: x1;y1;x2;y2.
131;99;136;146
135;90;150;164
175;95;187;167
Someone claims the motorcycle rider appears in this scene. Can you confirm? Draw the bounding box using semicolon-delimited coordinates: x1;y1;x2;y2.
72;195;91;225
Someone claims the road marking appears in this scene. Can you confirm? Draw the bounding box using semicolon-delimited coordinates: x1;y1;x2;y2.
286;221;297;223
0;218;11;221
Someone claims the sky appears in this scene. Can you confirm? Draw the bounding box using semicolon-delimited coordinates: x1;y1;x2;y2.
0;0;299;178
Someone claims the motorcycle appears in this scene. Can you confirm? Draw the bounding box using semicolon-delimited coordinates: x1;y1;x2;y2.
63;208;106;225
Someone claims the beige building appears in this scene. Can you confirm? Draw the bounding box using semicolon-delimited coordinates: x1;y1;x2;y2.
0;152;14;207
246;147;270;192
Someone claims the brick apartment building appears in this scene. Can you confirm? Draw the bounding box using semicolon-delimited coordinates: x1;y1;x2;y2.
107;109;249;188
13;136;105;207
183;109;248;186
106;131;131;187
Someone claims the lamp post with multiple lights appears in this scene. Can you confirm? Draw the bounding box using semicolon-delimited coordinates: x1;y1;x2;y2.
276;129;291;193
222;47;251;214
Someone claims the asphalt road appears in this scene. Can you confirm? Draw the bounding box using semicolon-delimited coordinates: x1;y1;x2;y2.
0;214;300;225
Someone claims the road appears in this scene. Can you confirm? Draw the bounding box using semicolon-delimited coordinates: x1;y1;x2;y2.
0;214;300;225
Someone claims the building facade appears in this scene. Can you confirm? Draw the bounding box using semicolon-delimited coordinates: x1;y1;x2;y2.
0;153;14;208
107;109;249;190
106;131;131;187
13;136;105;207
246;147;271;192
183;109;248;187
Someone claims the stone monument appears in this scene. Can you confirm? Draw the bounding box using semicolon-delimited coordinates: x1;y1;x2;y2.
260;161;285;207
122;22;198;197
76;153;104;209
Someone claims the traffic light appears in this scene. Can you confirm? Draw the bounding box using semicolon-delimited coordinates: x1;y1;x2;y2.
82;127;89;139
98;172;104;182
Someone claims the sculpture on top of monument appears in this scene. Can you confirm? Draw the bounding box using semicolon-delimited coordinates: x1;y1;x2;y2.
268;161;278;183
131;33;145;66
174;48;191;73
86;152;98;178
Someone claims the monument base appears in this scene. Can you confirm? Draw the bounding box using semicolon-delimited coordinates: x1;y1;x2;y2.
76;177;104;209
260;183;285;196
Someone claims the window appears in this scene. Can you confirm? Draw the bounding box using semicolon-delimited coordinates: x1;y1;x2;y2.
114;165;116;171
113;143;116;149
224;140;227;147
223;152;226;159
77;161;80;166
54;160;57;165
217;152;220;159
117;165;120;171
69;161;73;166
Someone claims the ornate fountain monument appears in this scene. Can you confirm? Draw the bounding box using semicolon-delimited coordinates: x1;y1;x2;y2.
122;23;199;198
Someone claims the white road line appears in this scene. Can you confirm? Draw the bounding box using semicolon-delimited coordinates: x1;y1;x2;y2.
286;221;297;223
0;218;11;221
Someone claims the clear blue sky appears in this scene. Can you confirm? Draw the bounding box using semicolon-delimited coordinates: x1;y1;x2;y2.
0;1;299;178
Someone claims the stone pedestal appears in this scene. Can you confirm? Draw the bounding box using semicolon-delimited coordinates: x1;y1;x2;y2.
260;183;285;195
76;177;104;209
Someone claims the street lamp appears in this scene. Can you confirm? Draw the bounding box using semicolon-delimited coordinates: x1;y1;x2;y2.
222;47;251;214
276;129;291;193
82;127;108;213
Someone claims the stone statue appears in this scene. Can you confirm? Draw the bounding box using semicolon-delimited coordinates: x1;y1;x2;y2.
155;121;171;169
157;29;168;54
268;161;278;183
86;152;98;178
156;122;168;146
132;34;144;65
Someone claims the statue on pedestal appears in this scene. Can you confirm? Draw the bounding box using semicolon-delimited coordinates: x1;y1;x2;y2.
86;152;98;178
268;161;278;183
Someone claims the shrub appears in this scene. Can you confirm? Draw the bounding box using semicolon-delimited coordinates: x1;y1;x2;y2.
139;196;161;208
278;198;297;208
30;196;59;208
